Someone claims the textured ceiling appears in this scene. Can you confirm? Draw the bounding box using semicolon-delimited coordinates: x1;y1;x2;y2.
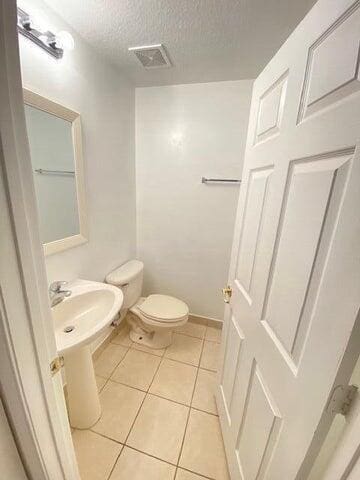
42;0;317;87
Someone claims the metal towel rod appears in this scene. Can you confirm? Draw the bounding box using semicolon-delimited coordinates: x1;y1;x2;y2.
35;168;75;176
202;176;241;184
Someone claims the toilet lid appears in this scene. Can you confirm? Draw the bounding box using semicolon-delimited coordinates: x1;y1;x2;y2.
138;294;189;322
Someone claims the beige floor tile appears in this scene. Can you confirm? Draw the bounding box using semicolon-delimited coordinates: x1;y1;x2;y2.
192;369;218;415
131;342;165;357
205;326;222;343
72;429;122;480
176;322;206;339
112;327;133;347
111;349;161;391
180;409;229;480
200;341;220;372
127;394;188;464
92;381;145;443
96;375;107;392
149;359;197;405
176;469;206;480
110;447;175;480
165;334;203;366
95;344;128;378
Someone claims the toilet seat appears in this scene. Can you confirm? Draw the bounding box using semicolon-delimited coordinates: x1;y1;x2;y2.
138;294;189;323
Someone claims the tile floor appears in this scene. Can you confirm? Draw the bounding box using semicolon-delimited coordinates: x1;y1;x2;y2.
71;320;229;480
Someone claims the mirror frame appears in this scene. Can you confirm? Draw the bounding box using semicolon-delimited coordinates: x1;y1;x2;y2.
23;88;88;256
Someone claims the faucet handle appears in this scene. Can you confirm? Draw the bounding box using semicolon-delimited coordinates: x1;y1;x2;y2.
49;280;68;293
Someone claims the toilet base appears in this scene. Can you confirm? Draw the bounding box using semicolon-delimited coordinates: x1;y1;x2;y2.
129;327;173;349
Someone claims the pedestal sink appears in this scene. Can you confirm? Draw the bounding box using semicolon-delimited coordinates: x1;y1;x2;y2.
52;280;123;429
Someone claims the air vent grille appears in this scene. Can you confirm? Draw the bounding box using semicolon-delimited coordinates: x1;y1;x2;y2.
128;44;171;69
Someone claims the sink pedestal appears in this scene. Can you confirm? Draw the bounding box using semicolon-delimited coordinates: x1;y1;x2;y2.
64;345;101;429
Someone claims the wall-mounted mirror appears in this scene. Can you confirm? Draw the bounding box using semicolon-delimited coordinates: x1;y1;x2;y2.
23;89;88;256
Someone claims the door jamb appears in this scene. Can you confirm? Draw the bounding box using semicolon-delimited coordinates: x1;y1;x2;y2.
0;1;79;479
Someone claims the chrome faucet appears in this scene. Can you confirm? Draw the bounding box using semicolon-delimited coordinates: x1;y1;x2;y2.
49;281;71;307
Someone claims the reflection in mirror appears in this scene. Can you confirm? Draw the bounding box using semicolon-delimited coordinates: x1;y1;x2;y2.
24;105;80;244
23;89;87;256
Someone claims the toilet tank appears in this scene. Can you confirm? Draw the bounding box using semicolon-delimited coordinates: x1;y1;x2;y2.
106;260;144;309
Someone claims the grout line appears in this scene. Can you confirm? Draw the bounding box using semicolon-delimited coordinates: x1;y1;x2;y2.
88;429;123;445
122;345;164;446
163;356;204;369
190;405;218;418
124;444;178;467
175;338;206;467
101;375;219;417
95;343;132;382
105;336;216;373
83;429;217;480
111;339;134;348
164;355;218;373
178;465;217;480
174;328;206;341
130;343;166;358
203;338;222;344
88;330;220;479
105;444;124;480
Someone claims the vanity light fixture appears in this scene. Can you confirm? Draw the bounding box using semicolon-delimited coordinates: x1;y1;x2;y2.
17;7;74;59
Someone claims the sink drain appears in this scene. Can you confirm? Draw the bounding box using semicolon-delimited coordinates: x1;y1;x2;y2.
63;325;75;333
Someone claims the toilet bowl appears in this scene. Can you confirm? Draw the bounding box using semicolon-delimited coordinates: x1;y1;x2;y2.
106;260;189;349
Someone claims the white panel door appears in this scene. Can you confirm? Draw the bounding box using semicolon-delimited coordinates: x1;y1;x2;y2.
216;1;360;479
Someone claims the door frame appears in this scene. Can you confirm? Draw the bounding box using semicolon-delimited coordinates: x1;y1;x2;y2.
0;1;79;479
322;368;360;480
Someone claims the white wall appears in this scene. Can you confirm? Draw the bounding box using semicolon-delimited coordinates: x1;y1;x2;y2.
19;0;136;285
136;81;253;319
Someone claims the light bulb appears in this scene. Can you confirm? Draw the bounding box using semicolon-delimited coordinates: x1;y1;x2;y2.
54;31;75;51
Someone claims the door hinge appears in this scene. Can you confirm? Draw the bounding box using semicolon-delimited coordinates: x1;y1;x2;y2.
222;285;233;304
50;356;64;376
327;384;358;416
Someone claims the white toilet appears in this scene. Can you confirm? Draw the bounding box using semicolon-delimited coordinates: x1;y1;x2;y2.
106;260;189;349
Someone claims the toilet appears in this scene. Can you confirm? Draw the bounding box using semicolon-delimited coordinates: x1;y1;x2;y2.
106;260;189;349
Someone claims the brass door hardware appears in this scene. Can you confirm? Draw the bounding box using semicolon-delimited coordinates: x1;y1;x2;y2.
222;285;232;303
50;356;64;376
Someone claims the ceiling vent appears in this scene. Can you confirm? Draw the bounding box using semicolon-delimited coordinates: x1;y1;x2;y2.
128;44;171;69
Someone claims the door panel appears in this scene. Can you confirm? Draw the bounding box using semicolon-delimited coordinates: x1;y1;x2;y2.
217;1;360;479
236;362;281;480
235;167;273;300
255;72;288;144
221;315;244;421
298;2;360;121
263;153;352;360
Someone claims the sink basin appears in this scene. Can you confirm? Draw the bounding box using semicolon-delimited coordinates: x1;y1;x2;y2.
53;281;123;354
52;280;123;429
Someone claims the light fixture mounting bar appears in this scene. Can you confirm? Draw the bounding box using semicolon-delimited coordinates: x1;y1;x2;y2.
17;8;63;59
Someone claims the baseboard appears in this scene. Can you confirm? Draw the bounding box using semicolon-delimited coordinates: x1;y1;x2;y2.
189;313;223;329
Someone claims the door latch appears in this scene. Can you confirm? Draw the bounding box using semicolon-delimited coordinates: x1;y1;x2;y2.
222;285;232;304
50;356;64;376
